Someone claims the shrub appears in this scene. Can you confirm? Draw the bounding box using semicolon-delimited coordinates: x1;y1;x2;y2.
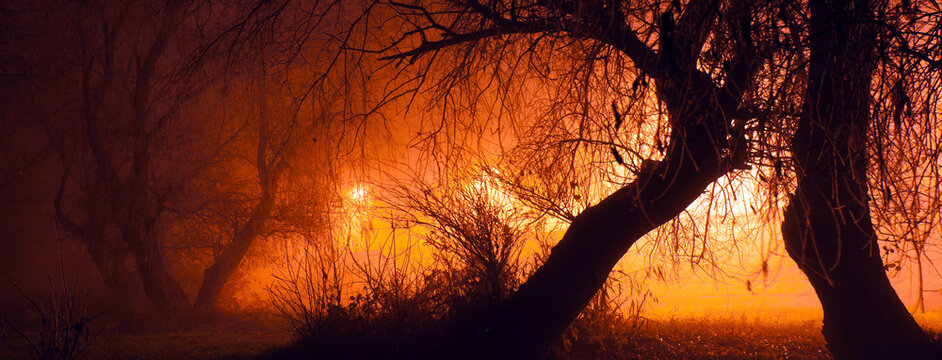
2;249;103;360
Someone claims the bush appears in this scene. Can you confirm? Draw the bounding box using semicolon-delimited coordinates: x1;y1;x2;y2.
2;254;102;360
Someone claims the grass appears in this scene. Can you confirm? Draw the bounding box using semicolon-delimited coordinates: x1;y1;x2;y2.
264;315;832;360
0;330;291;360
12;314;942;359
616;318;830;359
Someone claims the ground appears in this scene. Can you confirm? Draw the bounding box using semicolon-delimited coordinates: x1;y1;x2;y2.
1;312;939;359
614;318;829;359
0;330;290;360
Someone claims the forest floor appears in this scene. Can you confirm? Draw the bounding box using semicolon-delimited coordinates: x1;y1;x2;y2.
611;317;830;359
1;313;939;359
0;330;291;360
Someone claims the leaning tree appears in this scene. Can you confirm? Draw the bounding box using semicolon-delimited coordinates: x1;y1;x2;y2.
351;0;765;356
325;0;942;358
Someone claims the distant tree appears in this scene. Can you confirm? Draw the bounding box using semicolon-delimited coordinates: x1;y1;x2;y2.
3;0;320;319
194;58;301;311
48;0;196;317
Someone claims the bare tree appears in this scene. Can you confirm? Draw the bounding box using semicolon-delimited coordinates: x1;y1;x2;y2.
17;0;316;318
337;0;941;357
355;0;764;356
47;0;197;317
779;1;942;357
869;0;942;316
193;58;302;311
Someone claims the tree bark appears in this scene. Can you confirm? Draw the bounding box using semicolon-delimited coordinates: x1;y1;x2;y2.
780;1;931;358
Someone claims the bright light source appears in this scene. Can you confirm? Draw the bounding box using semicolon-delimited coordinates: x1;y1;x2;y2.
348;185;369;205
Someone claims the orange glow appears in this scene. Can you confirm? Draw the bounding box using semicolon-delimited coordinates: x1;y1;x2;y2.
222;169;942;328
347;185;370;206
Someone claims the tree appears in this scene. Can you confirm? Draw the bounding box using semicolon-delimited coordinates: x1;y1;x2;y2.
194;59;299;311
869;0;942;316
10;0;317;319
49;0;196;317
342;0;941;357
359;0;761;356
782;0;939;358
188;0;349;308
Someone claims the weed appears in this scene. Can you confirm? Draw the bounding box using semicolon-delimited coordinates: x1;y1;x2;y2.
1;229;106;360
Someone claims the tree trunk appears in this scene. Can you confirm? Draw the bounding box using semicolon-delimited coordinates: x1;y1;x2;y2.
491;70;748;358
119;0;190;319
54;172;149;320
780;1;931;358
194;193;276;310
81;229;145;313
195;64;285;311
120;215;192;318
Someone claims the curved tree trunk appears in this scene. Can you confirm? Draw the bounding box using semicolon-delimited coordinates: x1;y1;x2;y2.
195;64;286;311
492;67;752;358
781;1;930;358
115;0;192;319
483;1;762;355
372;0;755;355
194;190;277;310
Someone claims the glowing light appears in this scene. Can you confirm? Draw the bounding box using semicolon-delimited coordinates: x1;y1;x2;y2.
347;184;370;206
470;169;515;209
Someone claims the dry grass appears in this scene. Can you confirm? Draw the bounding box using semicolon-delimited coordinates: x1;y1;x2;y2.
1;330;291;360
616;318;830;360
2;317;826;359
8;313;942;359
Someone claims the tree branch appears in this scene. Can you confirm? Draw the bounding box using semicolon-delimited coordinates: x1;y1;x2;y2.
378;24;546;63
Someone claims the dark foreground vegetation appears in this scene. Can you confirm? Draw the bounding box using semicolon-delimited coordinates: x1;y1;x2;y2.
4;0;942;359
264;315;833;360
260;300;942;360
5;310;942;359
1;315;839;360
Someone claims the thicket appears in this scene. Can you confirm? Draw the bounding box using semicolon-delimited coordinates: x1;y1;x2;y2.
265;170;650;359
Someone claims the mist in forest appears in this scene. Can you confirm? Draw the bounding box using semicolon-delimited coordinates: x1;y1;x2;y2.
2;0;942;359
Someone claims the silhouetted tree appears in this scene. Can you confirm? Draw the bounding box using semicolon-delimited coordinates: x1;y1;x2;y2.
4;0;318;319
782;1;939;358
342;0;941;357
364;0;762;356
50;0;195;317
194;58;300;311
869;0;942;316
